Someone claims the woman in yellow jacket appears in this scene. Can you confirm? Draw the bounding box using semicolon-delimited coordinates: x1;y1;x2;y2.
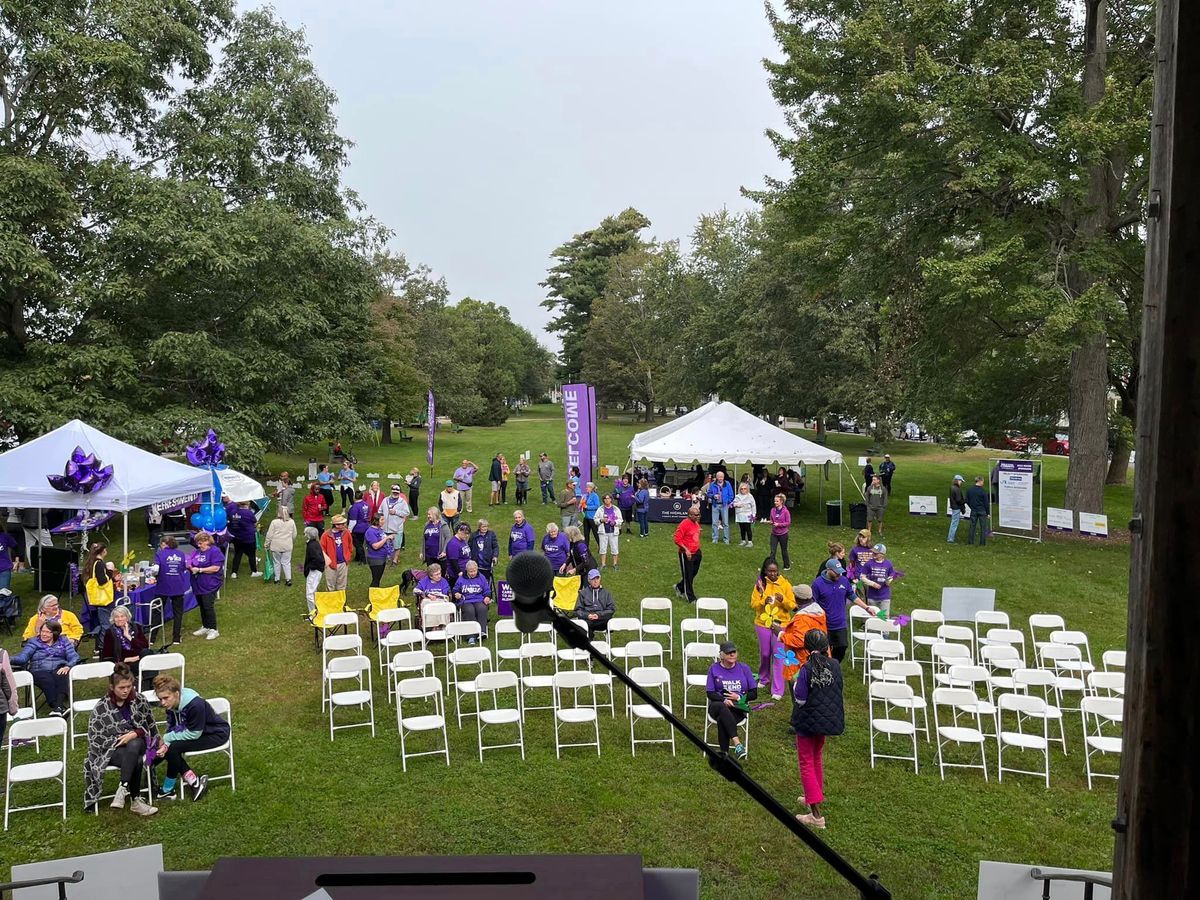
22;594;84;644
83;541;117;631
750;556;796;700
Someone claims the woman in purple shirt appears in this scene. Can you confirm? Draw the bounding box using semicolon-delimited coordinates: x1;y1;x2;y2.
421;507;451;565
508;510;536;556
859;543;899;616
226;502;259;579
445;523;473;583
363;512;391;588
153;536;192;646
704;641;758;759
187;531;224;641
453;560;492;639
541;523;570;572
769;493;792;570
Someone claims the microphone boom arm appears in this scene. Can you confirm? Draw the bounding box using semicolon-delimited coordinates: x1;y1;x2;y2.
550;613;891;899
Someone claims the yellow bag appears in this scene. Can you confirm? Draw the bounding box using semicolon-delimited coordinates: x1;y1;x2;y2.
85;573;115;608
551;575;579;612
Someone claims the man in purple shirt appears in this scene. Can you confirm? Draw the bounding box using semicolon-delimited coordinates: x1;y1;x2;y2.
508;510;536;556
810;559;857;662
154;537;191;645
453;459;478;515
704;641;757;758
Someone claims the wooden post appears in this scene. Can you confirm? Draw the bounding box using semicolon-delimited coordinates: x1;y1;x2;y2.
1112;1;1200;896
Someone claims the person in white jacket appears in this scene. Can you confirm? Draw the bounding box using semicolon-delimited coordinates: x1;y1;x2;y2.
263;507;297;587
381;484;411;565
732;481;758;548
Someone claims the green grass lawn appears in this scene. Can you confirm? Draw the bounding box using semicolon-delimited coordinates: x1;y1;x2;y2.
3;407;1131;899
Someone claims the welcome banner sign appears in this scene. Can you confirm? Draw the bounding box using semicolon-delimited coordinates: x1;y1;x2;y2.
562;383;596;487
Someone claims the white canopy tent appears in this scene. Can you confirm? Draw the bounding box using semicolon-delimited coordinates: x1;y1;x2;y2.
216;468;267;504
628;400;849;506
0;420;215;580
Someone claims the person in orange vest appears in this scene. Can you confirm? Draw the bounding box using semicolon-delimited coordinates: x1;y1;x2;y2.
780;584;828;683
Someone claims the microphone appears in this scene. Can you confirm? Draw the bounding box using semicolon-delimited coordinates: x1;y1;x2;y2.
505;551;555;633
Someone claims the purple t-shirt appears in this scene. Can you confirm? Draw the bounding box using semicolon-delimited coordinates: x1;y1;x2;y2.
364;526;389;560
189;546;225;595
422;522;443;561
848;545;873;578
861;559;896;602
770;505;791;535
454;573;491;604
453;465;476;491
541;532;570;570
228;506;257;543
154;546;190;596
509;521;535;555
705;660;757;696
0;532;16;572
415;576;450;601
445;536;471;579
349;500;371;535
810;574;855;630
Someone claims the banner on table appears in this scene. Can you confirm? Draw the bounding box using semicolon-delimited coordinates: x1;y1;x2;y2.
426;391;436;466
1078;512;1108;537
1046;507;1074;532
562;383;595;487
997;460;1035;530
908;495;938;516
50;510;116;534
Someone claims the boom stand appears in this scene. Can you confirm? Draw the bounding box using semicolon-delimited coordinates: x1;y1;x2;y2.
550;613;891;899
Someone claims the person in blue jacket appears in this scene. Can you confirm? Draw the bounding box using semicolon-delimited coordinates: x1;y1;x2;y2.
11;619;81;714
151;674;230;802
508;509;536;557
633;478;652;538
706;471;735;545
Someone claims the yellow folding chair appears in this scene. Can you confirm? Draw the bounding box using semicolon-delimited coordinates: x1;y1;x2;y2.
552;576;580;612
367;585;404;643
309;590;349;646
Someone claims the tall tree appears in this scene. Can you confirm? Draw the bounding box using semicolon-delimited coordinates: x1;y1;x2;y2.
541;208;650;380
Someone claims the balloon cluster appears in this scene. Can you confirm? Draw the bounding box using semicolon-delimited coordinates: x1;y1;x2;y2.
185;429;226;467
190;502;227;533
47;446;114;495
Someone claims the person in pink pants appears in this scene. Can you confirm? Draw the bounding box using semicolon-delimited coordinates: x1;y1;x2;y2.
790;629;845;829
749;557;797;700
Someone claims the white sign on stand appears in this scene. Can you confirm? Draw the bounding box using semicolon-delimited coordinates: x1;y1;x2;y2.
1079;512;1109;537
908;495;938;516
1046;507;1074;532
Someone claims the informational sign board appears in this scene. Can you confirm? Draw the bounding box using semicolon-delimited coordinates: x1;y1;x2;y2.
1079;512;1109;537
908;495;939;516
857;456;868;467
1046;507;1074;532
997;460;1035;530
496;580;514;617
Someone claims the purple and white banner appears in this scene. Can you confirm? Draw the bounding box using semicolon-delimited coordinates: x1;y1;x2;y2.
51;510;116;534
426;390;436;466
588;385;599;473
562;383;595;487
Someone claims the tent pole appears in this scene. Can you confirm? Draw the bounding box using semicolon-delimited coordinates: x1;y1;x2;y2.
37;508;43;592
123;512;128;565
838;462;843;520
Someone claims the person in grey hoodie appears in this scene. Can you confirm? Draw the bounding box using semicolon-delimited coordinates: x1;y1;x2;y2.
538;453;556;503
573;568;616;638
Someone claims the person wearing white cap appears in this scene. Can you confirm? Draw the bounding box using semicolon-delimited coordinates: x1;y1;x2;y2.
948;474;968;543
879;454;896;493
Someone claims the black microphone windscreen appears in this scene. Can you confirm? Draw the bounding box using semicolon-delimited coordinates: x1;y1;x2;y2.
506;552;554;606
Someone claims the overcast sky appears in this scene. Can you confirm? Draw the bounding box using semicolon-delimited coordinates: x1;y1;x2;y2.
252;1;789;348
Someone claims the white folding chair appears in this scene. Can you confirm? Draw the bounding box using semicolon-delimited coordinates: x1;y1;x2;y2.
876;660;929;739
864;637;905;683
553;670;600;758
908;608;945;666
1087;671;1126;698
10;670;36;729
380;629;425;695
980;644;1022;694
868;681;919;772
326;655;375;740
375;607;414;672
1103;649;1126;672
849;606;874;667
680;616;718;650
980;628;1027;664
389;649;436;704
931;642;972;687
1051;629;1094;665
139;652;186;705
695;598;729;640
627;666;675;756
518;641;558;719
932;687;989;781
69;661;115;748
321;633;364;709
621;640;665;671
1039;644;1090;712
556;618;592;670
474;670;524;761
946;664;998;737
493;619;525;671
444;621;484;687
682;642;720;718
936;624;976;663
997;693;1050;787
396;676;449;771
1081;695;1123;789
4;717;67;830
421;600;458;662
703;703;750;757
639;597;674;658
1013;668;1068;753
322;611;360;641
175;697;235;796
606;617;643;662
449;646;493;727
973;610;1010;649
1028;613;1066;666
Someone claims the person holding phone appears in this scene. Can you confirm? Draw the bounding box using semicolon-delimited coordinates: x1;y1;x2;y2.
704;641;757;760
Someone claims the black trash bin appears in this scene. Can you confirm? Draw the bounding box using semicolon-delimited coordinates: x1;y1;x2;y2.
849;502;868;530
825;501;842;527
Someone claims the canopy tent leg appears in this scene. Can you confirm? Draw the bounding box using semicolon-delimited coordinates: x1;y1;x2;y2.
123;512;128;565
838;463;843;517
37;508;43;592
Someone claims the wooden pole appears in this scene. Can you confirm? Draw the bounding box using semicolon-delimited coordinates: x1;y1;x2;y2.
1112;1;1200;896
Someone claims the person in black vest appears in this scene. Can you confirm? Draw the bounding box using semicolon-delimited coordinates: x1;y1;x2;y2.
791;629;844;830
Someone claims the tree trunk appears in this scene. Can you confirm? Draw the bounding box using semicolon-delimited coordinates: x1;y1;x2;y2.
815;417;826;443
381;419;392;445
1064;0;1112;515
1106;433;1131;484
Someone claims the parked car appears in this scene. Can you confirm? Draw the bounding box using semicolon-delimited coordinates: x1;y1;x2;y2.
1044;434;1070;455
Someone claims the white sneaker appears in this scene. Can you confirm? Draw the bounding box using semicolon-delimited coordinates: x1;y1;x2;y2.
206;629;219;640
746;541;753;548
193;626;210;637
110;784;129;809
130;797;158;816
230;572;237;579
250;572;262;578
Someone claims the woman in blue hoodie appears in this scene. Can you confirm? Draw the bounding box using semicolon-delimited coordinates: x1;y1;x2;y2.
151;674;230;802
11;619;81;714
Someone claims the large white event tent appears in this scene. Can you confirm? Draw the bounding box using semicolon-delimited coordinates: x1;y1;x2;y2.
0;420;215;573
628;400;849;504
